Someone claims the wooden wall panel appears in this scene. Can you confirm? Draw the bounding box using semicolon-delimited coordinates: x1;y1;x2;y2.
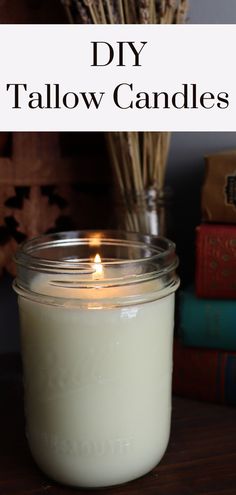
0;0;66;24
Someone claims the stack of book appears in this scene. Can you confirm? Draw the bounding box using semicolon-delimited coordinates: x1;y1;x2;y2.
173;150;236;406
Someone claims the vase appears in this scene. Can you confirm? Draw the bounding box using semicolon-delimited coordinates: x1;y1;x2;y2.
117;187;171;237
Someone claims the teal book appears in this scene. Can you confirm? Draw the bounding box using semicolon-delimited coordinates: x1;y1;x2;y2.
179;287;236;351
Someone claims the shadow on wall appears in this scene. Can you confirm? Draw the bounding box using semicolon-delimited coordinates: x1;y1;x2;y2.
0;274;20;353
189;0;236;24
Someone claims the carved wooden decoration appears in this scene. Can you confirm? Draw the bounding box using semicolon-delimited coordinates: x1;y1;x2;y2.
0;133;82;275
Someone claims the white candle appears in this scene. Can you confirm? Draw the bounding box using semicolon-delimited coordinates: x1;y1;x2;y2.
15;232;179;488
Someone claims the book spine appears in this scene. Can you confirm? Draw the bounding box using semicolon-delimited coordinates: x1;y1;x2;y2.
173;340;236;406
195;224;236;299
201;152;236;224
179;288;236;350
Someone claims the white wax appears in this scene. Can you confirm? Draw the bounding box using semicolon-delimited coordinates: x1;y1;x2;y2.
19;278;175;488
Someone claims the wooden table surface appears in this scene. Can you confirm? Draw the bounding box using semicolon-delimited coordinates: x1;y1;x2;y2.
1;355;236;495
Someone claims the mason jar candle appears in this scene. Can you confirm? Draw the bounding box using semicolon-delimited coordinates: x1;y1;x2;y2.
14;230;179;488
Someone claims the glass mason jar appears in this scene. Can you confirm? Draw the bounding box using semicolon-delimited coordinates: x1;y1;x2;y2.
14;230;179;489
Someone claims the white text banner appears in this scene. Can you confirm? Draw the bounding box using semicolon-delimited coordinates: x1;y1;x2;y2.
0;24;235;131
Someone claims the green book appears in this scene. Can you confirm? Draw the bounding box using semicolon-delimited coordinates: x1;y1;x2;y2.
179;287;236;351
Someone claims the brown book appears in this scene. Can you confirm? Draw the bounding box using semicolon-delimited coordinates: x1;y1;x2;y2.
201;150;236;223
195;224;236;299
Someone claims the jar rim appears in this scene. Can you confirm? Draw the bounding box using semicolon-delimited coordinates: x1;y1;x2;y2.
15;230;177;275
14;230;179;305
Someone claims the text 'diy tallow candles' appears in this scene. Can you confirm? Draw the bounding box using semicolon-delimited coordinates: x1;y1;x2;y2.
14;230;179;488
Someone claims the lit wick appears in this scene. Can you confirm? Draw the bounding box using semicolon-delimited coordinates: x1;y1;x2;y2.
93;253;104;280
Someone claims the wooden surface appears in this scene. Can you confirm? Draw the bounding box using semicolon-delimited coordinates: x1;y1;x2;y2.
1;355;236;495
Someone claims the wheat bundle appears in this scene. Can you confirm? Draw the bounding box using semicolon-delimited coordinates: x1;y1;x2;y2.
61;0;189;234
62;0;188;25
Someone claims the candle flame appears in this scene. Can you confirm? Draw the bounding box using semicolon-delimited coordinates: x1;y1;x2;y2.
94;253;101;264
93;253;103;279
